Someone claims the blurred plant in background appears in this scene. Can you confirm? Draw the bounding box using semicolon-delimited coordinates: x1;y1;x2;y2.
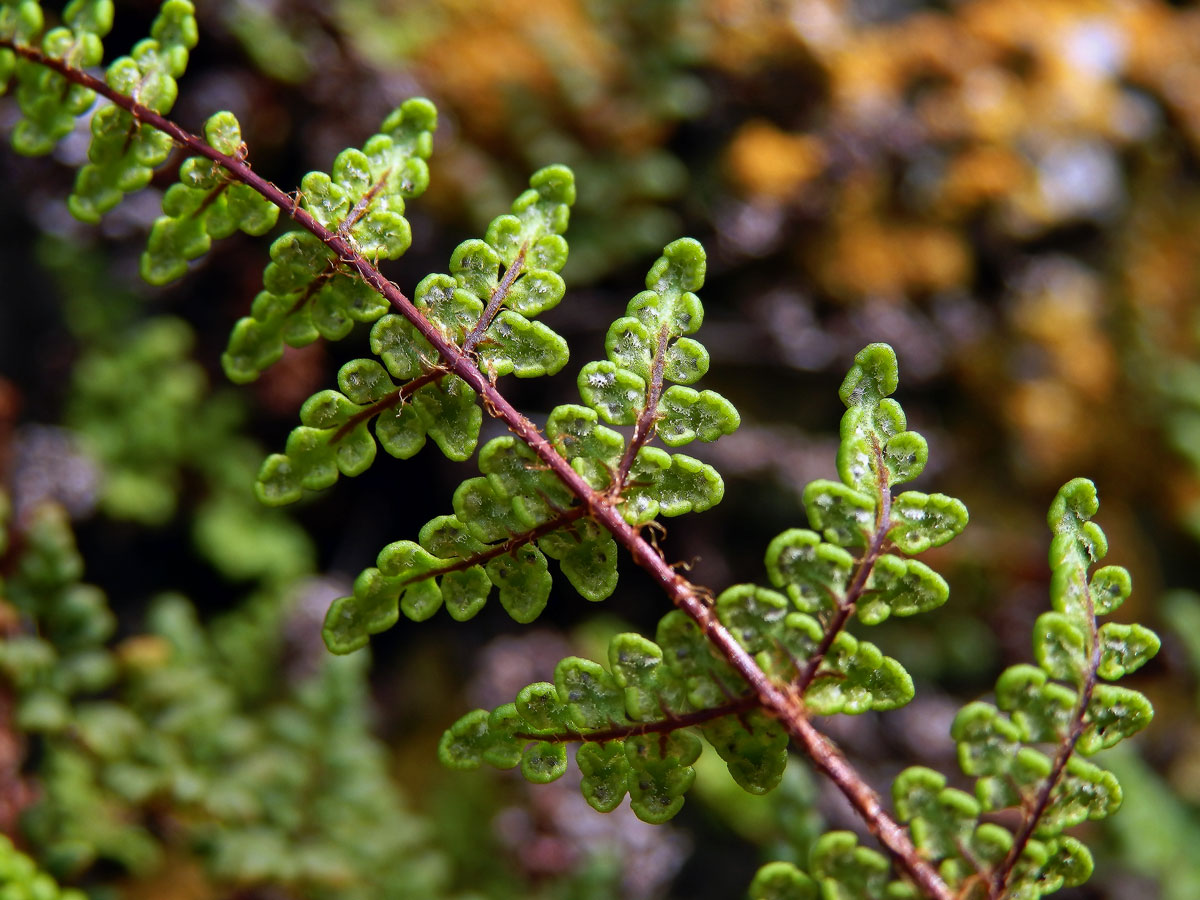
3;0;1200;897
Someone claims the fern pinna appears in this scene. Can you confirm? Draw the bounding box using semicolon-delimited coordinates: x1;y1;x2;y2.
0;3;1159;899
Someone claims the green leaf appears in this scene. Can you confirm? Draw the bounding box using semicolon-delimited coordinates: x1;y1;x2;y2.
1006;838;1051;898
478;437;563;515
437;709;491;770
578;360;645;425
951;702;1021;777
886;492;968;554
656;386;740;447
1077;684;1154;754
975;747;1052;812
765;529;854;615
141;112;279;284
323;574;399;655
892;767;980;862
412;375;481;461
809;831;890;900
1039;835;1094;890
749;862;818;900
516;682;571;733
1038;756;1122;834
716;585;789;653
1033;612;1089;684
803;480;875;548
859;555;948;625
625;730;700;823
881;431;928;487
834;344;921;495
542;521;619;602
700;710;788;794
376;398;429;458
263;359;489;504
486;544;551;624
630;238;706;338
663;336;710;384
482;704;525;769
656;610;744;709
805;632;913;715
607;632;664;687
547;403;624;491
839;344;899;409
994;664;1077;743
419;513;486;560
618;447;672;525
370;313;435;381
416;273;479;343
1089;565;1131;615
607;632;687;721
426;165;574;379
477;310;569;378
759;612;824;681
323;521;510;650
656;453;725;516
1096;622;1160;680
521;741;568;784
604;317;654;380
453;477;524;544
1047;478;1111;624
969;823;1014;868
65;2;196;218
578;741;631;813
439;567;491;622
556;657;625;730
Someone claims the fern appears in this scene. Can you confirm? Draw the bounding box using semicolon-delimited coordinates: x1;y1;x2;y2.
751;477;1156;900
0;833;84;900
0;5;1161;899
0;495;450;897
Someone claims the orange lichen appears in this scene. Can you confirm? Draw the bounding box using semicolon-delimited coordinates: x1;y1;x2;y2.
939;145;1029;212
725;120;826;200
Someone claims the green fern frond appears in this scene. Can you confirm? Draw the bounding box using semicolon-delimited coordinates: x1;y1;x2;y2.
222;97;437;382
2;0;114;156
321;233;740;653
438;617;785;824
140;111;280;284
68;0;196;221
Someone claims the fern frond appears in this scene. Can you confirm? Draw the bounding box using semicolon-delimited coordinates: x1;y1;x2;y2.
321;235;739;653
254;164;581;503
222;97;436;382
68;0;196;221
439;618;788;823
140;111;279;284
2;0;113;156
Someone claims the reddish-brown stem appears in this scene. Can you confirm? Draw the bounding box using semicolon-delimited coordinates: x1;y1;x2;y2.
463;243;528;355
514;694;761;744
989;591;1102;897
399;506;588;586
616;323;670;486
796;439;893;693
330;368;444;443
193;181;230;218
339;167;391;237
288;267;336;315
3;42;955;900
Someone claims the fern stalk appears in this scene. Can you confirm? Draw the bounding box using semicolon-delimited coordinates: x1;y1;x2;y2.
795;437;894;694
0;34;957;900
990;585;1103;897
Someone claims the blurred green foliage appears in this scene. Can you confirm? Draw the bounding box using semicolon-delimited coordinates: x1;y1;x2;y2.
3;0;1200;898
